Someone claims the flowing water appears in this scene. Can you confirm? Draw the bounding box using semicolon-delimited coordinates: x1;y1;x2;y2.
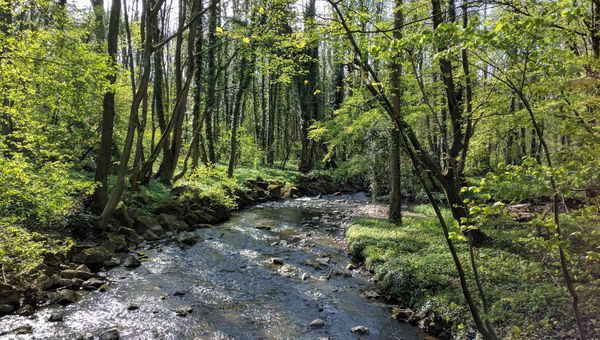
0;194;424;339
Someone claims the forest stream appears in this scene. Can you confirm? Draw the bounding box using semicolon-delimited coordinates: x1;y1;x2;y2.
0;194;424;339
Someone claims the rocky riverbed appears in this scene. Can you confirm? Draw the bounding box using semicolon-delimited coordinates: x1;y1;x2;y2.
0;194;424;339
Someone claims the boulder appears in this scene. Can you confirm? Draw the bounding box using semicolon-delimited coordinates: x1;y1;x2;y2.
158;214;189;231
103;233;128;252
76;264;91;272
321;181;339;194
149;224;165;236
281;186;300;199
177;231;199;246
209;204;230;222
508;203;536;222
48;311;64;322
113;202;133;228
184;209;216;225
175;305;193;317
363;290;380;300
42;251;65;268
99;328;120;340
17;304;35;316
103;258;120;268
154;199;185;216
300;182;325;196
309;319;325;328
55;278;84;289
12;325;33;335
0;283;20;307
135;215;160;233
267;182;284;197
78;247;114;267
50;289;81;305
234;188;254;207
248;178;268;190
351;326;369;334
118;227;143;244
35;274;60;291
0;303;14;316
82;278;105;290
123;255;141;268
270;258;284;265
61;269;95;281
143;229;160;241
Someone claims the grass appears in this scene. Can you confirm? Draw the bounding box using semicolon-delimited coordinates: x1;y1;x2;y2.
346;206;599;339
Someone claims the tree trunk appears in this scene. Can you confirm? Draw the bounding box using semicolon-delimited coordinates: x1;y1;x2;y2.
204;0;219;163
388;0;403;225
99;0;155;229
295;0;319;173
266;76;277;165
93;0;121;210
228;57;253;177
191;0;205;168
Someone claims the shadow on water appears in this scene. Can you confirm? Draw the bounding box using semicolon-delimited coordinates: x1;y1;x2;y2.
0;194;425;340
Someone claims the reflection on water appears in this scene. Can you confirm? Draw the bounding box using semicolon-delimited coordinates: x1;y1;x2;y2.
0;194;423;340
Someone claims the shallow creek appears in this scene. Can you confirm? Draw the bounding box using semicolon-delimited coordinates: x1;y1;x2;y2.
0;194;424;339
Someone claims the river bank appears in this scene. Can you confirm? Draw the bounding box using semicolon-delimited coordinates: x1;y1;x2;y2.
346;207;600;339
0;193;427;339
0;171;365;320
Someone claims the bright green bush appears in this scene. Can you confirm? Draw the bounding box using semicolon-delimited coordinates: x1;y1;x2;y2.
0;156;95;226
177;164;240;207
0;225;74;281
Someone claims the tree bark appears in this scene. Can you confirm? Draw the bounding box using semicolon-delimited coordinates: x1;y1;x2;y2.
295;0;319;173
204;0;219;163
388;0;403;225
99;0;157;229
228;56;253;177
93;0;121;210
191;0;205;168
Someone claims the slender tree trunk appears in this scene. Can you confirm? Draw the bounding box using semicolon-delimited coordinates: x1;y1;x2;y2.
151;9;168;178
99;0;155;229
204;0;219;163
163;0;198;182
228;57;253;177
191;0;205;168
266;76;277;165
518;93;586;340
90;0;105;43
261;70;267;153
295;0;319;173
388;0;403;225
461;1;495;336
94;0;121;210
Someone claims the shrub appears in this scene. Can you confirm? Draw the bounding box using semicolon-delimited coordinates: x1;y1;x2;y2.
0;156;95;226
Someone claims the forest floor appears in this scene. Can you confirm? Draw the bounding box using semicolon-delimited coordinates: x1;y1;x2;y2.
346;204;600;339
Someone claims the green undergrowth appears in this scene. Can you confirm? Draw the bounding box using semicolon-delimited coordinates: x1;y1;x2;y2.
174;164;302;208
346;207;598;339
0;157;91;282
